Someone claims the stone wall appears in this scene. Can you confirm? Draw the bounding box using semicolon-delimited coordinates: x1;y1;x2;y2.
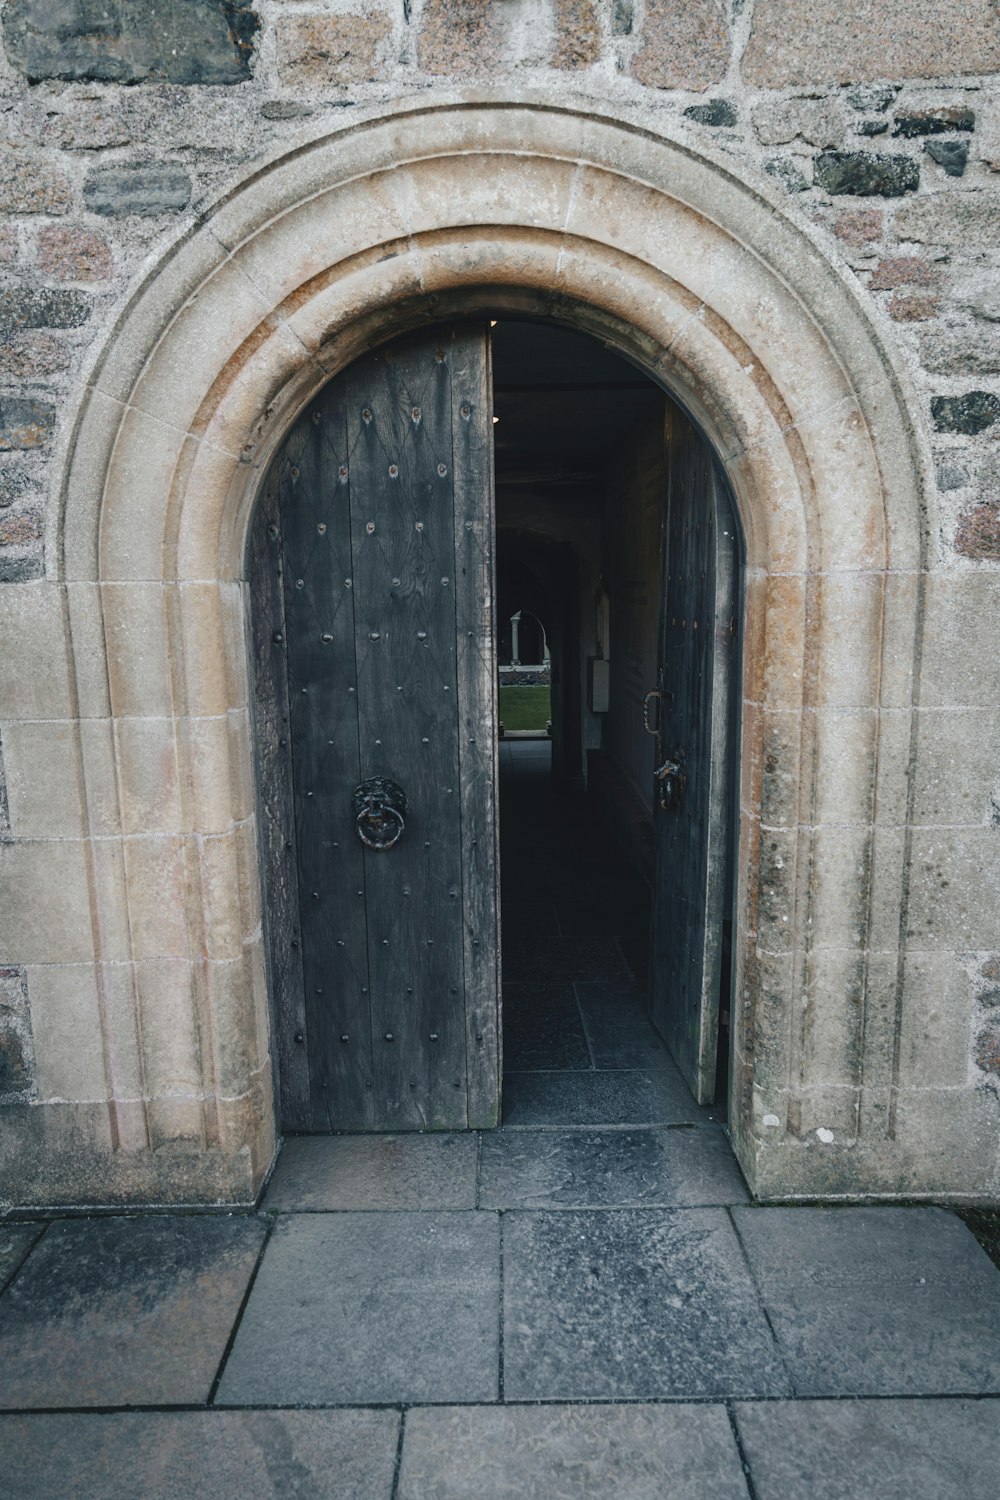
0;1;998;1208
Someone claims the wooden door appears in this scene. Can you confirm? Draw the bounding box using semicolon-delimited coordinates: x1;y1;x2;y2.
249;326;499;1132
649;404;737;1104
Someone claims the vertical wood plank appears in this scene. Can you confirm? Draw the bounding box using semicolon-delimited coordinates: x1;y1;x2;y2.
246;464;309;1128
451;326;501;1127
650;405;737;1103
280;380;377;1130
345;331;469;1128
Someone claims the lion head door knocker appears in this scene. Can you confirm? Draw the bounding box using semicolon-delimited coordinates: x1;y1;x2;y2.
352;777;408;851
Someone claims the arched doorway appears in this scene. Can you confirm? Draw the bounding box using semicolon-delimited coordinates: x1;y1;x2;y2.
247;316;742;1134
52;98;928;1205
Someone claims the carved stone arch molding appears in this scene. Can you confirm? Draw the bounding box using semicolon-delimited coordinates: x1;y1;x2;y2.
53;94;930;1206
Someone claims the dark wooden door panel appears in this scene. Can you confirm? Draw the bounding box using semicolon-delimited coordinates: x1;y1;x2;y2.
650;404;736;1104
250;325;499;1132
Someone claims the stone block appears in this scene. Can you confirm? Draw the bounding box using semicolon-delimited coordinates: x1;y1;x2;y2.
911;707;1000;826
0;154;71;215
0;841;95;965
919;324;1000;376
869;256;935;289
479;1125;749;1209
262;1131;478;1211
0;1214;267;1408
0;1410;400;1500
684;99;737;127
504;1208;789;1399
906;829;1000;950
752;97;846;148
0;289;90;334
0;398;54;451
896;191;1000;246
732;1206;1000;1395
23;964;107;1103
34;225;113;283
552;0;601;71
631;0;729;91
0;583;73;721
216;1211;500;1405
275;12;392;88
1;721;84;839
889;293;939;320
931;392;1000;434
83;166;192;217
955;503;1000;560
736;1398;1000;1500
743;0;1000;86
399;1405;749;1500
815;152;919;197
893;106;976;138
833;207;883;245
417;0;502;77
0;511;41;547
0;331;71;379
0;965;36;1103
3;0;259;85
897;952;975;1088
925;140;969;176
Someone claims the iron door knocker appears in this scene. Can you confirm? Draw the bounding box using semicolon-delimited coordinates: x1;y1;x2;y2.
353;776;408;850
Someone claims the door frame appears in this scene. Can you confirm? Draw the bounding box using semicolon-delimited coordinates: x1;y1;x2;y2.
54;98;928;1206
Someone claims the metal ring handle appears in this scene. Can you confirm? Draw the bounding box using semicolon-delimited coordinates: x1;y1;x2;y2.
642;689;661;736
355;803;405;851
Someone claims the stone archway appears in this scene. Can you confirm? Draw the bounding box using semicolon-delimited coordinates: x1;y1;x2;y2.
54;93;928;1205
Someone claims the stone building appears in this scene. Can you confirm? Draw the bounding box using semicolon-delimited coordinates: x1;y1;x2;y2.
0;0;998;1213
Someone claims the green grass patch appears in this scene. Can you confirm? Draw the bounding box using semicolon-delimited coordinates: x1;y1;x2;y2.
499;684;551;732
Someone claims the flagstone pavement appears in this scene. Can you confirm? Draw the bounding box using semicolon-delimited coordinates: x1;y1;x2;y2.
1;740;997;1497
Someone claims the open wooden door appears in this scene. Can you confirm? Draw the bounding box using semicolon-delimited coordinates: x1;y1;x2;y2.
648;404;737;1104
249;325;499;1131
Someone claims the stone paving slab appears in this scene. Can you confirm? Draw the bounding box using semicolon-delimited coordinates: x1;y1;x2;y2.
0;1223;41;1292
503;1208;790;1400
735;1398;1000;1500
480;1126;749;1209
732;1206;1000;1396
398;1402;749;1499
262;1132;478;1212
502;982;592;1071
503;1068;703;1126
0;1409;400;1499
575;980;674;1069
216;1211;500;1406
0;1215;267;1409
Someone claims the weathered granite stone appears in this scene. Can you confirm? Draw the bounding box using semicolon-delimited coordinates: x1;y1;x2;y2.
0;155;71;215
764;157;810;193
0;543;43;582
631;0;729;91
0;399;55;450
955;504;1000;561
753;97;845;148
869;256;935;289
35;226;113;282
275;13;392;88
896;191;1000;246
952;271;1000;321
931;392;1000;434
815;152;919;196
846;84;897;113
0;966;35;1103
3;0;259;85
924;141;969;176
0;333;71;379
612;0;633;36
889;293;939;321
261;100;313;121
743;0;1000;86
0;290;90;334
684;99;737;128
858;119;889;136
935;459;970;491
0;227;17;264
919;324;1000;375
894;107;976;138
0;469;38;509
83;166;192;216
417;0;503;77
552;0;601;70
0;512;42;546
833;206;883;245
